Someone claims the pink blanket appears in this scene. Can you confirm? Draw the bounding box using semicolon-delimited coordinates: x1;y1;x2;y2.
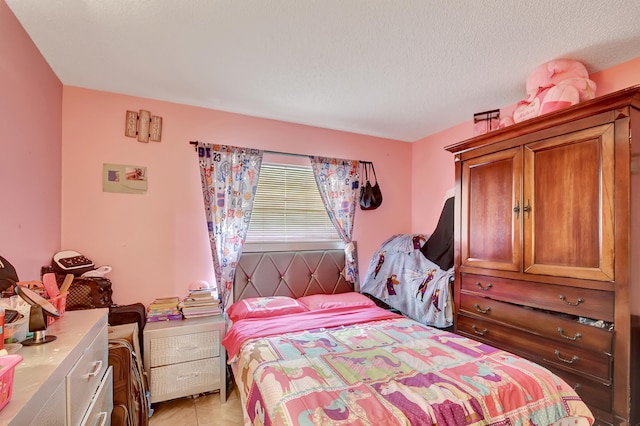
223;305;401;358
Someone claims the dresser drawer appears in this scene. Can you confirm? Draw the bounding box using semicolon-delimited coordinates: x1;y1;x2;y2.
30;378;66;426
80;366;113;426
459;294;613;354
67;324;109;426
148;330;220;367
149;357;221;403
461;273;614;321
457;314;612;381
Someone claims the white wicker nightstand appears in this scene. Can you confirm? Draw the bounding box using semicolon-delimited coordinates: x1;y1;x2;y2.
143;315;226;403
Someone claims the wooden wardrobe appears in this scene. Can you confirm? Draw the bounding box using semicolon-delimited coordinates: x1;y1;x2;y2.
446;86;639;425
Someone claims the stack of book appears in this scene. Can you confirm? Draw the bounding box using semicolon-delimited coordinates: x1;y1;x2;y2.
147;296;183;322
179;289;221;318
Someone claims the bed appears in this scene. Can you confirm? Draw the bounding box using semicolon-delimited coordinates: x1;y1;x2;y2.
222;291;594;425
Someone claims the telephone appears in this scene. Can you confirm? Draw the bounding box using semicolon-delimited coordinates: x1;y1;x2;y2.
52;250;95;275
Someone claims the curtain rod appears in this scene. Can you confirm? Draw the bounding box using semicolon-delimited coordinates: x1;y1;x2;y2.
189;140;307;158
189;141;370;163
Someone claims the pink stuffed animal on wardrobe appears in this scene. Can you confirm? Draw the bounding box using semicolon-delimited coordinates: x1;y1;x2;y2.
506;59;597;125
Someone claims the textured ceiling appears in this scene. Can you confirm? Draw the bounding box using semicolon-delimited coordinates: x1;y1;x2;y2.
6;0;640;142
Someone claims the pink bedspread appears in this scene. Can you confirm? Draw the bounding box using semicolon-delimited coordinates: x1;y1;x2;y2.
223;306;401;359
227;308;594;426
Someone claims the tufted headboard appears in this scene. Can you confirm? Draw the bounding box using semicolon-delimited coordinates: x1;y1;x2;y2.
233;248;352;302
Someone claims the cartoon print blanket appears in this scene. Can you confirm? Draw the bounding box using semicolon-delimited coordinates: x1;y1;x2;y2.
228;310;594;426
361;234;454;328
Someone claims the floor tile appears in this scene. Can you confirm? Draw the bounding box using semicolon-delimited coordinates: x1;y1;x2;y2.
149;396;198;426
149;388;244;426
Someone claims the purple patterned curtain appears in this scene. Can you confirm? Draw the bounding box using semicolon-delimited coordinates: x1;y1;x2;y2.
309;156;360;284
198;143;263;309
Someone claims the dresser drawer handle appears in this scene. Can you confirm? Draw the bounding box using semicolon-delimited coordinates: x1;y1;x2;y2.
559;295;584;306
474;304;491;314
87;360;103;378
471;325;488;335
557;327;582;341
476;282;493;291
554;350;579;364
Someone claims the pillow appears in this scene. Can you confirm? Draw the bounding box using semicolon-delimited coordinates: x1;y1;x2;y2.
226;296;308;322
297;292;376;311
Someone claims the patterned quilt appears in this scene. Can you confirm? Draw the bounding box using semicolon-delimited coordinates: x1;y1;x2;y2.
227;308;594;426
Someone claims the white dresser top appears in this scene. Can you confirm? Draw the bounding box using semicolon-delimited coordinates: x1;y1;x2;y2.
0;308;108;425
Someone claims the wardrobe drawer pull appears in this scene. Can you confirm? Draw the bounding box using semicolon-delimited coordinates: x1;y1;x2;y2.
471;324;488;335
554;349;579;364
474;303;491;314
476;282;493;291
557;327;582;341
559;295;584;306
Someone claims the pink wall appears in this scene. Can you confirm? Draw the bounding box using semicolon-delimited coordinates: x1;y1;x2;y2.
411;56;640;233
4;0;639;310
0;1;62;280
61;88;412;305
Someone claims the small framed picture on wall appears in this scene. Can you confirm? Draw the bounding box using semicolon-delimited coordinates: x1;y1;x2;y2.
103;163;148;194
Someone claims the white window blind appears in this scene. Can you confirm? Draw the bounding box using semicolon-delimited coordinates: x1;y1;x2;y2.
245;163;341;243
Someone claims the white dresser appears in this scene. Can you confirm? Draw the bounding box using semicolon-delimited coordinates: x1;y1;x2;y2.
143;316;225;404
0;308;112;426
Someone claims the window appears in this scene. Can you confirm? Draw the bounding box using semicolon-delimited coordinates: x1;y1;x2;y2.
245;162;341;248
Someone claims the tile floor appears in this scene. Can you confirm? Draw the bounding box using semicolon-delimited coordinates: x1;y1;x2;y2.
148;386;244;426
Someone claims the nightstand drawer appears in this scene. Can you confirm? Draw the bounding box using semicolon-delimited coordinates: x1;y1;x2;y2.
144;315;227;403
149;330;220;367
149;357;221;403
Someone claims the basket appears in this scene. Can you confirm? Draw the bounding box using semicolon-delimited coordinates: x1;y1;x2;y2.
0;354;23;411
47;293;67;326
4;314;28;343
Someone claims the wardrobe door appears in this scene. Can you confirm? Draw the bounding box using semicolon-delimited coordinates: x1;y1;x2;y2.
523;123;615;281
461;147;522;272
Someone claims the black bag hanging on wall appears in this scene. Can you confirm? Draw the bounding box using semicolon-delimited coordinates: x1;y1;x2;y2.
359;162;383;210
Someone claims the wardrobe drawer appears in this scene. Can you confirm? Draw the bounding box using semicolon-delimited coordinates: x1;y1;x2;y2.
67;324;109;426
459;294;613;354
148;330;220;367
461;273;614;321
457;314;612;381
546;365;612;413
